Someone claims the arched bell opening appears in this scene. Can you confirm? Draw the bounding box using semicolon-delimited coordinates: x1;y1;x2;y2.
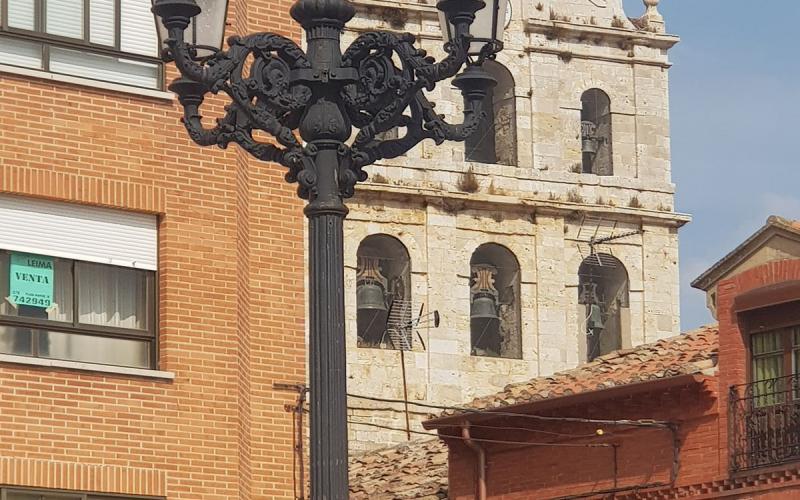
356;234;412;349
580;88;613;175
578;253;629;361
470;243;521;358
465;60;517;166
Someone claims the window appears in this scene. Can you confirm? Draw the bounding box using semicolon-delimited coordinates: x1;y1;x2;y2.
729;291;800;471
750;327;800;406
578;253;629;361
0;0;162;89
0;250;156;368
469;243;521;358
465;60;517;166
1;486;156;499
730;324;800;471
356;235;412;349
580;89;613;175
0;194;158;369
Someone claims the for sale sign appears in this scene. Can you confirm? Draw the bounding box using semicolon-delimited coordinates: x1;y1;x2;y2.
9;252;54;308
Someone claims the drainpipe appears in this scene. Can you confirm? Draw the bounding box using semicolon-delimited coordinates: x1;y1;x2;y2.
461;422;487;500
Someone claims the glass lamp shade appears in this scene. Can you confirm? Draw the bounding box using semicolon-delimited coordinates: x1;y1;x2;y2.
437;0;506;57
152;0;229;58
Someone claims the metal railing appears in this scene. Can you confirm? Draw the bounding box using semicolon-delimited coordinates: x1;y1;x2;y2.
729;374;800;471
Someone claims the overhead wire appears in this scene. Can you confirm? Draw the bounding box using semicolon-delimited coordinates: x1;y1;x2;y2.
347;393;672;428
425;421;602;439
347;419;613;449
348;405;605;438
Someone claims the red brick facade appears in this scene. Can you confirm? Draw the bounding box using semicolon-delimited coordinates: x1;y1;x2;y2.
441;260;800;499
0;1;305;499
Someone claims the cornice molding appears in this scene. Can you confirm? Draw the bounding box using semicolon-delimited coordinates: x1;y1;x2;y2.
354;183;691;228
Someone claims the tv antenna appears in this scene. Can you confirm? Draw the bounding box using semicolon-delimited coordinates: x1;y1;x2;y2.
382;301;440;439
575;214;642;266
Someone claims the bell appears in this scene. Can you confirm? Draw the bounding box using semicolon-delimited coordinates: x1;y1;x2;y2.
470;294;500;353
358;282;388;312
357;282;388;345
582;137;598;155
587;304;605;330
581;120;599;155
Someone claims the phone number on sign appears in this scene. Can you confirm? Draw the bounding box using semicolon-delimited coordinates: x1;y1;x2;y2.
11;295;52;307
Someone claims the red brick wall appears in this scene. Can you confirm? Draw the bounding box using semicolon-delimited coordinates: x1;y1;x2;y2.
715;259;800;475
0;1;305;498
447;382;721;499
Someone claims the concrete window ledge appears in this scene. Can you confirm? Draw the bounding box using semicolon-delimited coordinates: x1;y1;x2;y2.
0;353;175;380
0;64;174;101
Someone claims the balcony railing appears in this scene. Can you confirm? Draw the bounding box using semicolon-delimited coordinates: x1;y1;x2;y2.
729;374;800;472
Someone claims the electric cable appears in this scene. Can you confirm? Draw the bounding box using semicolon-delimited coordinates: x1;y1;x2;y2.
347;393;672;428
347;419;613;448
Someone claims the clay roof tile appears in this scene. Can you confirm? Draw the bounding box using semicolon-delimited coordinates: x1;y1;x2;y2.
430;324;719;419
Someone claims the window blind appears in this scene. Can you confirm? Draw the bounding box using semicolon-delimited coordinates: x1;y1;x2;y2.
50;46;160;88
120;0;158;56
0;194;157;270
89;0;116;46
0;36;42;69
45;0;84;39
7;0;36;30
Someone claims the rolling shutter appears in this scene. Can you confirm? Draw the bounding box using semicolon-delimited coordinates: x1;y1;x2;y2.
120;0;158;56
7;0;36;30
46;0;85;39
89;0;116;46
0;194;157;270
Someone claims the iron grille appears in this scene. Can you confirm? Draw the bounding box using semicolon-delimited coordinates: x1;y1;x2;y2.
729;374;800;471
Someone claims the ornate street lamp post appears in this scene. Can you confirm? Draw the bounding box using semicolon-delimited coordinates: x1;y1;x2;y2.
152;0;506;497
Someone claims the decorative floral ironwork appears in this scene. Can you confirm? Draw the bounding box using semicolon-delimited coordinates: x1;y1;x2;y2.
729;374;800;471
160;14;494;202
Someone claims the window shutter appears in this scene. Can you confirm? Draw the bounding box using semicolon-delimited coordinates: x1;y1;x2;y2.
49;46;159;88
0;37;42;69
89;0;116;46
0;194;158;270
7;0;36;30
46;0;85;39
119;0;157;56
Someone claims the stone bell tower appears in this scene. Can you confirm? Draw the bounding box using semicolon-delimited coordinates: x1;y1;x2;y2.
333;0;687;453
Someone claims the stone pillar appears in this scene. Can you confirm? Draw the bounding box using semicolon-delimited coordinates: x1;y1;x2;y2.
642;0;664;33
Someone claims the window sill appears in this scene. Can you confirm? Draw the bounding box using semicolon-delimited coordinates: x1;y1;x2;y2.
0;353;175;380
0;64;173;101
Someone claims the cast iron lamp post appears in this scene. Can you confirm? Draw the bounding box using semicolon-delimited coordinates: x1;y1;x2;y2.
151;0;506;497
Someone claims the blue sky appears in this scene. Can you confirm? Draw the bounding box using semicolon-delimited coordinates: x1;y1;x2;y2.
622;0;800;329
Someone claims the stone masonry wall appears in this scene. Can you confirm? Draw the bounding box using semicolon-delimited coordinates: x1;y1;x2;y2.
337;0;685;453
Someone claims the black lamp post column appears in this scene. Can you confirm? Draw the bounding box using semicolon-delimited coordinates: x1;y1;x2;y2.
290;1;356;497
152;0;506;497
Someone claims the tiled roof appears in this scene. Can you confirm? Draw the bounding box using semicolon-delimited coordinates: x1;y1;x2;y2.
437;325;718;418
349;438;448;500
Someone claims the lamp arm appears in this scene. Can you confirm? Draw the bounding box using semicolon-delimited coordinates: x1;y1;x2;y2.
422;91;486;143
341;30;488;172
349;90;486;170
179;96;298;171
165;27;239;89
180;102;225;147
168;29;312;153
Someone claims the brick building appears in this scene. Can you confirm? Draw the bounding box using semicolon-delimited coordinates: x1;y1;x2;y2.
0;1;306;499
352;216;800;499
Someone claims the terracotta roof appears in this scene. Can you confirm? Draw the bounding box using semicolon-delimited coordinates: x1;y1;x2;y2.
349;439;448;500
436;325;719;418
